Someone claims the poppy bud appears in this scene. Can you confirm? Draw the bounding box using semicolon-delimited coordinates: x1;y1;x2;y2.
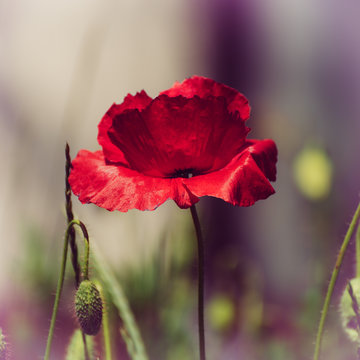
339;278;360;342
0;328;9;360
75;280;103;335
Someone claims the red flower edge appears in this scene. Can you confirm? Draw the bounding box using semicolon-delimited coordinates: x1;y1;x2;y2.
69;76;277;212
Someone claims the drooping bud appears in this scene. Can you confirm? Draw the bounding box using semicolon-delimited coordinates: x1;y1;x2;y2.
0;328;9;360
75;280;103;335
339;278;360;342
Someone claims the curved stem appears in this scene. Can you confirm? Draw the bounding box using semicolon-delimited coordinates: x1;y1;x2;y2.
313;200;360;360
190;204;206;360
65;143;81;287
77;221;90;281
44;219;91;360
356;223;360;278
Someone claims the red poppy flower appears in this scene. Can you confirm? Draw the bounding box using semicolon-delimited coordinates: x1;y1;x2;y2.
69;76;277;212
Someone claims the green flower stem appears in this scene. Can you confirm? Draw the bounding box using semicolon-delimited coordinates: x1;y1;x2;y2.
102;301;112;360
356;222;360;278
313;200;360;360
95;281;112;360
81;332;90;360
190;204;206;360
44;219;90;360
92;244;149;360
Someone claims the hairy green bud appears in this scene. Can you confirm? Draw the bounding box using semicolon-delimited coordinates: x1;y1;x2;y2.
75;280;103;335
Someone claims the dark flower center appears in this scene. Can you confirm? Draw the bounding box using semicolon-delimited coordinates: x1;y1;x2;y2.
171;168;195;178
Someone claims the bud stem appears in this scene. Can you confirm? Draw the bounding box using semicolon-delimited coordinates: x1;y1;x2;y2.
45;219;91;360
78;221;90;281
81;332;90;360
65;143;81;288
313;200;360;360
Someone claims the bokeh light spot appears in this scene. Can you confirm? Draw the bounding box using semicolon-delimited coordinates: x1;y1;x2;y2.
293;145;333;200
207;294;235;332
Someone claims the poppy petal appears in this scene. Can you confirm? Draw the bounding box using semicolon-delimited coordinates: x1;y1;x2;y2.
184;139;277;207
69;150;199;212
161;76;250;120
98;91;152;164
70;77;277;212
108;95;249;177
246;139;278;182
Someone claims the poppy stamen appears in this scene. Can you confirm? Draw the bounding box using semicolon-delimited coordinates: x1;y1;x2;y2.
172;168;195;178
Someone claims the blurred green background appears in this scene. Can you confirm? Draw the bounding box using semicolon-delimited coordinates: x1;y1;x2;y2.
1;0;360;359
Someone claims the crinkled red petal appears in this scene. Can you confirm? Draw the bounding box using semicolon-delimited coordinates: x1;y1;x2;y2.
245;139;277;182
108;95;249;177
184;139;278;207
97;91;152;164
68;150;199;212
160;76;250;120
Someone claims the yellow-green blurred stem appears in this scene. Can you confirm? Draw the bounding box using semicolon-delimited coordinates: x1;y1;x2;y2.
356;223;360;278
313;200;360;360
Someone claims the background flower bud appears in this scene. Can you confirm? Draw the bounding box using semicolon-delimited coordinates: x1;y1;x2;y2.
339;278;360;342
0;328;9;360
75;280;103;335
